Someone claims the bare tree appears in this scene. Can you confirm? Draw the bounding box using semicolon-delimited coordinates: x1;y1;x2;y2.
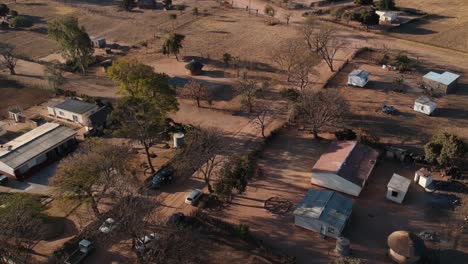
236;75;259;113
180;127;225;193
301;21;346;72
179;79;210;108
291;89;348;138
289;55;319;91
52;138;137;218
253;103;274;138
0;194;45;264
271;38;305;82
0;47;18;75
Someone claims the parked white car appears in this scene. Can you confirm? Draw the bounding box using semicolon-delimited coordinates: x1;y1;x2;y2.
185;189;203;205
99;218;117;233
135;233;160;253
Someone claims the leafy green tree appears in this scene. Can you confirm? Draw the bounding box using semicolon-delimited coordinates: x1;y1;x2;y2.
358;10;380;30
0;4;9;16
162;33;185;61
53;138;136;217
48;16;93;74
264;5;276;25
377;0;395;10
424;133;466;167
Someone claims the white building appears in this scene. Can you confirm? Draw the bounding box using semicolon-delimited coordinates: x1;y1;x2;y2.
294;189;353;238
413;96;437;116
48;99;100;128
375;11;398;24
414;168;433;188
0;123;76;179
348;70;370;87
311;141;379;197
386;174;411;204
423;71;460;94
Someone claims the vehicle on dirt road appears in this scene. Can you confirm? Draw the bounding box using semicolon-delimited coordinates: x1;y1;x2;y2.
185;189;203;205
167;212;185;225
135;233;160;253
149;167;174;189
99;218;117;233
65;239;94;264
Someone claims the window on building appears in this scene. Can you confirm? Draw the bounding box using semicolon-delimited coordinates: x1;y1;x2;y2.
72;115;79;122
328;227;335;234
59;111;64;116
391;191;398;197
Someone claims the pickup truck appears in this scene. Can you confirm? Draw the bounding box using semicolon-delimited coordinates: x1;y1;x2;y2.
65;239;94;264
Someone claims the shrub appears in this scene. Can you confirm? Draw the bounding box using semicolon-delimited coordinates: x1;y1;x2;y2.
424;133;466;167
174;4;185;11
335;129;357;140
354;0;373;5
280;88;300;101
358;10;380;27
235;224;250;240
9;10;18;17
10;16;33;28
390;52;411;72
330;6;346;19
377;0;395;11
192;7;199;16
0;4;9;17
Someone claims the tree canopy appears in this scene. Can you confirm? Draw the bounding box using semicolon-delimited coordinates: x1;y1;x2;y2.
48;16;93;74
424;133;466;167
161;33;185;61
377;0;396;10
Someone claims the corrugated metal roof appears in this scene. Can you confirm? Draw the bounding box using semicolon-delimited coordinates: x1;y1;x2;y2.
54;99;97;114
387;173;411;192
0;123;76;169
423;71;460;86
349;69;370;79
294;190;353;229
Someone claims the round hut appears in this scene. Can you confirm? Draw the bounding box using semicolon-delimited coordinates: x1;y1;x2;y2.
387;231;426;264
185;60;204;75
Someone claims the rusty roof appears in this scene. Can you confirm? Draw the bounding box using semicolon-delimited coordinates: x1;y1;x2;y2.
312;141;379;187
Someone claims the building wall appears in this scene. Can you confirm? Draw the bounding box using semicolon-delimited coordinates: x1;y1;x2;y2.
423;78;449;94
386;187;406;204
311;172;362;197
0;161;14;176
413;102;436;115
348;76;367;87
294;216;342;238
418;176;432;188
51;107;98;126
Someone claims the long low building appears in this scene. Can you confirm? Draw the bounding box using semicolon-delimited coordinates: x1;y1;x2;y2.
0;123;76;180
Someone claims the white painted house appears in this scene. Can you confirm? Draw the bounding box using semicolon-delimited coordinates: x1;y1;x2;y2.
375;11;398;24
294;189;353;238
48;99;99;128
413;96;437;116
386;174;411;204
348;70;370;87
414;168;433;188
311;141;379;197
0;123;76;179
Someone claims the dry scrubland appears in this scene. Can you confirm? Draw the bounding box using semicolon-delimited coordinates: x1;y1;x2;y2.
392;0;468;52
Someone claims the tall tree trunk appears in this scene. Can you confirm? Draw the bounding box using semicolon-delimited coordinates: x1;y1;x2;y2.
9;67;15;75
90;198;100;217
261;125;266;138
312;129;319;139
196;97;200;107
144;143;155;173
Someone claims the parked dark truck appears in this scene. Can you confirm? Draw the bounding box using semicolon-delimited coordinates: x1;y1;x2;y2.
65;240;94;264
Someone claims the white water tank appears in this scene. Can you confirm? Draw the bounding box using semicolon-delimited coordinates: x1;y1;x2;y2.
173;132;185;148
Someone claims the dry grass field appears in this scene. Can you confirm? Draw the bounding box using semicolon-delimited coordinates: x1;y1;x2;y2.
391;0;468;52
328;50;468;151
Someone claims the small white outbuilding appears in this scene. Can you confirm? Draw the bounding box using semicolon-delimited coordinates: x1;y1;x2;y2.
414;168;433;188
348;70;370;87
413;96;437;116
375;11;398;24
387;174;411;204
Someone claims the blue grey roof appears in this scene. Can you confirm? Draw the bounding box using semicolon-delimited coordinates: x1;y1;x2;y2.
349;69;370;78
423;71;460;85
0;123;76;169
294;190;353;229
54;99;97;114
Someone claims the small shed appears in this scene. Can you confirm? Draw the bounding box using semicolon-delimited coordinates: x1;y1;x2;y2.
185;60;204;75
376;11;398;24
422;71;460;94
90;36;106;48
413;96;436;116
414;168;433;188
387;231;426;264
347;70;370;87
387;174;411;204
293;189;353;238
